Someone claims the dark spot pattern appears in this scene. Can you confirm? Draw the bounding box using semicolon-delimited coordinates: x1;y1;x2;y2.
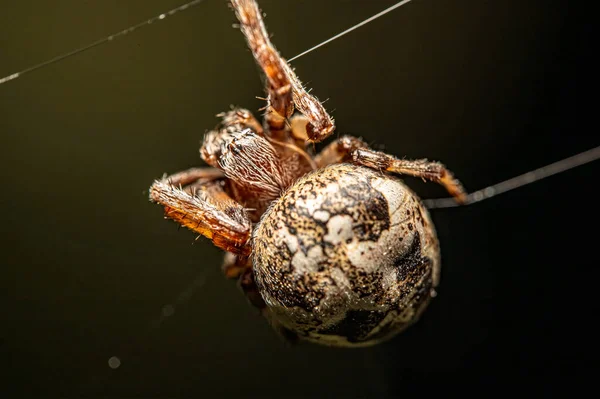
319;310;387;343
254;165;391;312
394;231;430;283
252;164;440;347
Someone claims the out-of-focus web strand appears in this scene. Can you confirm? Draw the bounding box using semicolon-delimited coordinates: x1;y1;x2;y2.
424;146;600;209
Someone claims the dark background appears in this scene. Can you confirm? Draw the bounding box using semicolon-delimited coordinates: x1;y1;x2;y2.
1;0;597;397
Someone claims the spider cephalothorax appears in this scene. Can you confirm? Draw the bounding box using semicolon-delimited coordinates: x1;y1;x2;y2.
150;0;466;347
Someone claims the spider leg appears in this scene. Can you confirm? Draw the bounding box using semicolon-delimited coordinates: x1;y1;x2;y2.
234;259;299;344
149;169;252;255
313;135;370;167
230;0;291;136
231;0;335;143
161;167;224;188
351;148;468;204
288;114;310;146
313;135;466;203
201;108;263;168
217;108;263;135
221;253;264;314
282;61;335;143
238;264;266;311
225;252;299;344
221;251;251;279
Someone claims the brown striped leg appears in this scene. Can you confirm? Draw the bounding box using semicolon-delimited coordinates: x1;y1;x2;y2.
236;264;299;344
351;148;468;204
231;0;335;142
149;169;252;255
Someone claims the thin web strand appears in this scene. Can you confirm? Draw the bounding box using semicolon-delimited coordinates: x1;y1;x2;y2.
288;0;414;62
424;145;600;209
0;0;206;85
1;0;598;208
0;0;414;85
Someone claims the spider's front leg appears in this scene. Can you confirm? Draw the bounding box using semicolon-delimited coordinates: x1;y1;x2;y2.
150;168;253;255
231;0;335;142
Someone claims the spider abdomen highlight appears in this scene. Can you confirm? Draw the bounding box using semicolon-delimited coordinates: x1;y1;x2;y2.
252;163;441;347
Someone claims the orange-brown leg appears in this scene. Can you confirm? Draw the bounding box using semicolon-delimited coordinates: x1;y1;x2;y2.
230;0;334;143
149;169;253;255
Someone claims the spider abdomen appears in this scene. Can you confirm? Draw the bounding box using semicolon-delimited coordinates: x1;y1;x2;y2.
252;163;441;347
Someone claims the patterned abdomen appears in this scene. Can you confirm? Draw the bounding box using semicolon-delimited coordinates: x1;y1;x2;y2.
252;163;440;347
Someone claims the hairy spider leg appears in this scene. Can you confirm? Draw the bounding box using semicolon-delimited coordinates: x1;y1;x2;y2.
351;148;468;204
149;170;253;255
231;0;335;143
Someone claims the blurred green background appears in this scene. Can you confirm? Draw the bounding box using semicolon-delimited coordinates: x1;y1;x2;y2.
1;0;597;396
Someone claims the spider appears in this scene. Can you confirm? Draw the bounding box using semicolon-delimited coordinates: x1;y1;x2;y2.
149;0;468;347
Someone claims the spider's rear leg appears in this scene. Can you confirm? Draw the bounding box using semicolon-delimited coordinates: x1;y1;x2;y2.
149;169;252;255
231;0;335;143
221;251;251;280
315;137;466;203
221;252;263;308
351;148;468;204
224;251;299;345
314;137;465;203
